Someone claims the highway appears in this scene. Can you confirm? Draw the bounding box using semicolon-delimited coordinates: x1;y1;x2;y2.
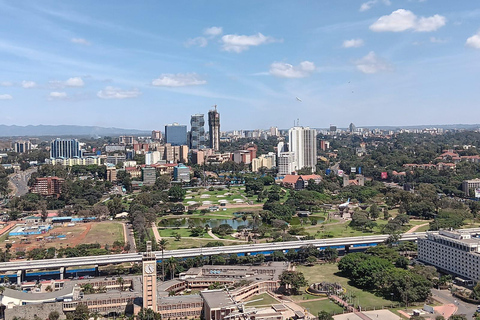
2;227;480;273
8;167;37;197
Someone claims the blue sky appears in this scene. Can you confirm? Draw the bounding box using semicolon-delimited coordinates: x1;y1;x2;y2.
0;0;479;131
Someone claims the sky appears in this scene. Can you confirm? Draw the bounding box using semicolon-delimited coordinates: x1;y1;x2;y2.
0;0;479;131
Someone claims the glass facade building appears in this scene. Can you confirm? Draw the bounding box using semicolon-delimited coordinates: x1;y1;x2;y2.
50;138;82;159
165;123;187;146
190;114;205;149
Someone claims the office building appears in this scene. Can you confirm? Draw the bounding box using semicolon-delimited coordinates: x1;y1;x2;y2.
31;177;64;197
190;114;205;149
142;167;156;185
288;126;317;173
251;153;276;172
165;123;187;146
349;122;356;133
269;126;279;137
13;141;32;153
208;106;220;151
418;230;480;282
50;139;82;159
151;130;162;140
462;179;480;197
277;152;295;175
173;163;190;182
119;136;134;145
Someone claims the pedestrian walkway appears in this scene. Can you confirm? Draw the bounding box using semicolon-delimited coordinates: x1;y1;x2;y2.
151;222;161;242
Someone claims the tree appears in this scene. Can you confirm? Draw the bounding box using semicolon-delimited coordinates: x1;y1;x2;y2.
167;257;178;280
369;203;380;220
323;247;338;263
48;311;60;320
168;185;186;202
116;276;125;291
71;304;89;320
158;239;169;280
318;311;334;320
279;270;308;295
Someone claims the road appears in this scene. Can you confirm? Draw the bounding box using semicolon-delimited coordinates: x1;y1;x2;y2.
432;288;477;318
8;167;37;197
1;227;480;273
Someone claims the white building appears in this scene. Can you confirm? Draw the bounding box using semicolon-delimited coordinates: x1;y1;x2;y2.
418;230;480;282
145;151;162;165
288;126;317;173
277;152;295;176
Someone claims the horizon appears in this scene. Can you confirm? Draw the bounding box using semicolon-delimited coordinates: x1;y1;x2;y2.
0;1;479;130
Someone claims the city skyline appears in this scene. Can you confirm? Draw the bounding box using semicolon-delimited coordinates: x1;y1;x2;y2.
0;1;480;130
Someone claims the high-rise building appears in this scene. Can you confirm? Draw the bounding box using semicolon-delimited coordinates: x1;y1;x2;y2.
269;126;279;137
50;138;82;159
208;106;220;151
349;123;356;133
151;130;162;140
278;152;296;175
288;126;317;173
165;123;187;146
174;163;190;182
190;114;205;149
13;140;32;153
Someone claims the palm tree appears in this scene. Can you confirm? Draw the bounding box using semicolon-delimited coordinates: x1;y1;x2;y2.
167;257;177;280
158;239;168;281
116;276;125;291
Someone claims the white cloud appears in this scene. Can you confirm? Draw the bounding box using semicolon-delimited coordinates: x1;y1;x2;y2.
97;86;141;99
370;9;446;32
65;77;85;87
360;0;391;12
0;94;13;100
71;38;91;46
22;80;36;88
185;37;208;48
466;31;480;49
430;37;448;44
152;73;207;87
49;77;85;88
204;26;223;37
269;61;316;78
221;33;278;53
0;81;13;87
342;39;364;48
49;92;67;100
355;51;392;74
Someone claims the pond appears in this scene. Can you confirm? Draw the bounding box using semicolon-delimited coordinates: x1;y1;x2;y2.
159;217;250;229
159;216;325;229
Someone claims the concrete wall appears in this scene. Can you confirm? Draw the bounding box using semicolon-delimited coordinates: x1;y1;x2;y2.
5;302;66;320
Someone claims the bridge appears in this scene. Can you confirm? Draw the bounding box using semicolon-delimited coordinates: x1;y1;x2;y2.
3;228;480;284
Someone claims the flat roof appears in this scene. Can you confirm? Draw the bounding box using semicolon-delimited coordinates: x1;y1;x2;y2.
200;290;234;309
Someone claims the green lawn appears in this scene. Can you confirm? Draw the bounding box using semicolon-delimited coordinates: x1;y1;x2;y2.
165;238;242;250
298;299;344;316
85;222;124;245
297;263;393;309
245;293;280;306
158;228;212;239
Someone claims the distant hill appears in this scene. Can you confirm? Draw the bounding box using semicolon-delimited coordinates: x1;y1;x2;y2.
0;125;151;137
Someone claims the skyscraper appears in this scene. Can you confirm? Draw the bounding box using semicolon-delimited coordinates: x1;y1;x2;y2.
349;122;356;133
208;105;220;151
50;138;82;159
165;123;187;146
190;114;205;149
288;126;317;173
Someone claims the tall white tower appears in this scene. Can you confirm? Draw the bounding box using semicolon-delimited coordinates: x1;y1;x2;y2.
288;126;317;173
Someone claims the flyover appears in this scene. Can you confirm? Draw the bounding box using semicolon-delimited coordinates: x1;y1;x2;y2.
2;227;480;282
